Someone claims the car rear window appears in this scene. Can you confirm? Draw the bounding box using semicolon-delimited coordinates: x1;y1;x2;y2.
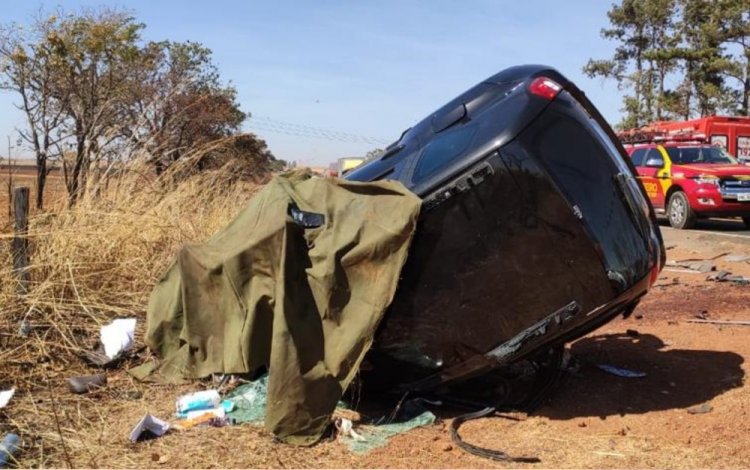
412;125;477;183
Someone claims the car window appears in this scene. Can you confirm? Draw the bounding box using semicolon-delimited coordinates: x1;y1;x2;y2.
630;149;647;166
412;125;477;182
665;146;737;164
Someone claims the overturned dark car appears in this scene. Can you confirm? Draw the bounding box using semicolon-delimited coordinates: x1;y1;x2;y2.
347;64;666;393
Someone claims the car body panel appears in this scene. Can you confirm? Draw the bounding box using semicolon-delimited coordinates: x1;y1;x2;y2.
347;65;665;390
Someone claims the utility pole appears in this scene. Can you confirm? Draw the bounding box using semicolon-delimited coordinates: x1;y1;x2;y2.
7;136;13;219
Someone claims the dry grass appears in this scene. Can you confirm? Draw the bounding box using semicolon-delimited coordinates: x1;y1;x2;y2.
0;152;269;467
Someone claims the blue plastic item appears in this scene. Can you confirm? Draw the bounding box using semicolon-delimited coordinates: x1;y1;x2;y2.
0;433;21;468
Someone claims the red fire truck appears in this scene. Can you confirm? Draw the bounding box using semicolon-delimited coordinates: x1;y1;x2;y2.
638;116;750;163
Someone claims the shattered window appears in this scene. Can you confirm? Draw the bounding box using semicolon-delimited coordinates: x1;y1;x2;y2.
412;125;477;183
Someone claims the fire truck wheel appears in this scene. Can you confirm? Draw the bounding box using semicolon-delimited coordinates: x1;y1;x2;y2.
667;191;696;229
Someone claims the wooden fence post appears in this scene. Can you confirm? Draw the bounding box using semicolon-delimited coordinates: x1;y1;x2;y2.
12;186;29;294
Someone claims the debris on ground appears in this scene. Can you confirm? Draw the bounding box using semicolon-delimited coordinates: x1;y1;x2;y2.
128;414;171;443
100;318;136;359
695;310;710;320
723;254;750;263
687;403;713;414
596;364;647;378
0;433;21;468
334;418;366;442
0;389;14;408
665;260;716;273
706;271;750;285
341;408;436;454
68;374;107;394
687;319;750;326
176;390;221;415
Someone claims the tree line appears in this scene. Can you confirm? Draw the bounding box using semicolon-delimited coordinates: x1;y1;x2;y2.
585;0;750;129
0;7;279;209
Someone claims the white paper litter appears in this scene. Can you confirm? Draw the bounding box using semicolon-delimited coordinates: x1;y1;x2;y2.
100;318;136;359
128;414;170;443
0;388;15;408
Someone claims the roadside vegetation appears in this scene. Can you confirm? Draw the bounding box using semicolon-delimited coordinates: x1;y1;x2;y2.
0;9;283;465
585;0;750;128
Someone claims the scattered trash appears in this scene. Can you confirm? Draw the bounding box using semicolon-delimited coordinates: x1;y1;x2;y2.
17;320;31;338
0;433;21;468
128;414;170;443
342;409;436;454
706;271;750;285
665;260;716;273
687;319;750;326
0;389;15;409
68;374;107;394
176;390;221;415
597;364;646;378
101;318;137;359
225;376;269;425
172;411;231;430
334;418;365;442
180;403;231;421
687;403;713;414
695;310;710;320
723;254;750;263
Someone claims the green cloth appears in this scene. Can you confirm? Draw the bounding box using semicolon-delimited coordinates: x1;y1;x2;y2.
133;172;421;445
343;411;436;454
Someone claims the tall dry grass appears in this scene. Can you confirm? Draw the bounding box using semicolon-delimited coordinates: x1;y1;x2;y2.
2;151;269;373
0;146;271;466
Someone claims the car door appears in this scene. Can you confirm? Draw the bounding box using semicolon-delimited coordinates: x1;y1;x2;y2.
634;148;668;209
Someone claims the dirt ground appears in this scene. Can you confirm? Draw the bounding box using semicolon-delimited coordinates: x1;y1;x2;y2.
4;226;750;468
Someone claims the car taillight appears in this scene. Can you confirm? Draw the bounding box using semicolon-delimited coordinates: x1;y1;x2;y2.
648;256;661;287
528;77;562;100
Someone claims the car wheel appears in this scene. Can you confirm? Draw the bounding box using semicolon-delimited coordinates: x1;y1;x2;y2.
667;191;696;229
742;216;750;228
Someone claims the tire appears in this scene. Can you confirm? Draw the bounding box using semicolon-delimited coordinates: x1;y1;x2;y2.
667;191;696;229
742;216;750;228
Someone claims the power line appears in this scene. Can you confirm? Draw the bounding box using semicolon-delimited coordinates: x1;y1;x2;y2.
247;115;390;146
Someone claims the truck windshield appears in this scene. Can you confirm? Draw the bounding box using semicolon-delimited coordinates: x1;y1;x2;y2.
665;146;738;164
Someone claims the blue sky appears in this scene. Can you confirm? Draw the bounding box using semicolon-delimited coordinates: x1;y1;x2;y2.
0;1;622;166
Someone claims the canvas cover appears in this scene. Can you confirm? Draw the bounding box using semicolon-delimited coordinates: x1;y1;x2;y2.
133;172;421;444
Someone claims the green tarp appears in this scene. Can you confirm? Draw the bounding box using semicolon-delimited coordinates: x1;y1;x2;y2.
132;172;421;445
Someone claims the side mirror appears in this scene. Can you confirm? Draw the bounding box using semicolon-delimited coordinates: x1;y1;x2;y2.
644;156;664;168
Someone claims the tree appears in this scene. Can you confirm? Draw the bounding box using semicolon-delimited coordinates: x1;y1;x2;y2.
1;8;257;206
0;14;68;209
121;41;246;173
46;8;143;204
584;0;680;127
716;0;750;114
586;0;750;127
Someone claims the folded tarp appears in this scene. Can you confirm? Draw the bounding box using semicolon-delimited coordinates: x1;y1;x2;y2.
131;171;421;444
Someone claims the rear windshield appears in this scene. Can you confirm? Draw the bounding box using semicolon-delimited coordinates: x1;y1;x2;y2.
665;146;737;164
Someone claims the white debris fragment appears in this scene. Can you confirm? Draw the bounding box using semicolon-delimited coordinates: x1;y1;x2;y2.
100;318;137;359
0;388;15;408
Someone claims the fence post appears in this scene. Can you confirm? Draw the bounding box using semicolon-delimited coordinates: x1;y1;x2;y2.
12;186;30;294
